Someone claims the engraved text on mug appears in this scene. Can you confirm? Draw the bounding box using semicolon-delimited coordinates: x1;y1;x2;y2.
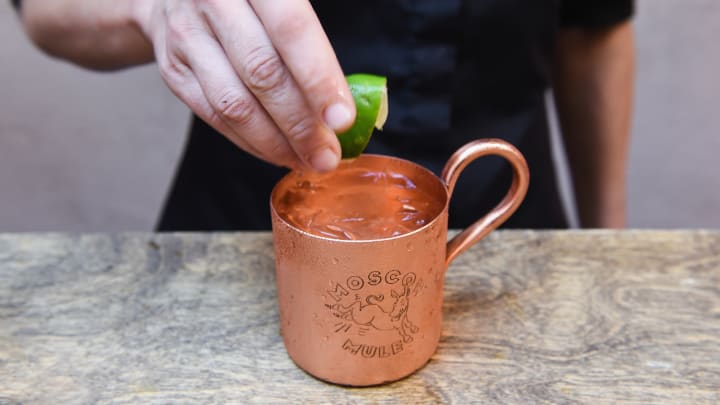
325;270;421;358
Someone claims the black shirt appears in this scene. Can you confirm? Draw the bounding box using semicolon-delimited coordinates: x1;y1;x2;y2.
151;0;633;231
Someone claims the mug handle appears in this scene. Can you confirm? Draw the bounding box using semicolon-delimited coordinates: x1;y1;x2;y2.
442;139;530;265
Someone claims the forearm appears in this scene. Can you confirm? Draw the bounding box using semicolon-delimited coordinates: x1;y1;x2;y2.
19;0;153;70
553;21;635;228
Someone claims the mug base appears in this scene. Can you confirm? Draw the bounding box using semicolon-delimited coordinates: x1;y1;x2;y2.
288;352;433;387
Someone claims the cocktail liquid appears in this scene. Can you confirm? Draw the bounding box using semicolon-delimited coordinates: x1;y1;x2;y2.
275;167;444;240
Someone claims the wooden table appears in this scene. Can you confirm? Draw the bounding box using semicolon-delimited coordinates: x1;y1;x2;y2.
1;231;718;404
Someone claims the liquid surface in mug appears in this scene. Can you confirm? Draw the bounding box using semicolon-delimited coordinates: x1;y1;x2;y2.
275;167;444;240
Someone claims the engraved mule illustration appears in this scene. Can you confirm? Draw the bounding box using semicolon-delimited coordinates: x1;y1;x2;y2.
328;284;419;343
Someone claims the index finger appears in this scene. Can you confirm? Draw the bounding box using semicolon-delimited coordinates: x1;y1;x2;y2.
249;0;356;133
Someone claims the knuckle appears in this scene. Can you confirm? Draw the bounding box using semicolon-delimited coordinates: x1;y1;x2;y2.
156;58;174;82
259;136;293;163
166;22;202;44
284;114;316;143
266;139;290;158
214;92;255;126
244;46;287;94
168;56;190;76
164;7;204;43
241;125;296;166
191;0;219;20
158;56;190;87
302;72;333;100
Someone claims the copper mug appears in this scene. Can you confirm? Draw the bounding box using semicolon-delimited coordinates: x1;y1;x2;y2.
270;139;529;386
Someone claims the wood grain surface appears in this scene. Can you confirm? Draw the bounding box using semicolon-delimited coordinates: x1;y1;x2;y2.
0;231;718;404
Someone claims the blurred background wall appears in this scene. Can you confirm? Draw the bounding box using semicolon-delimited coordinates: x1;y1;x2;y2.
1;0;718;231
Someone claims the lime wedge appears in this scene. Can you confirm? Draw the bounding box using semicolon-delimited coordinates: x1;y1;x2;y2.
337;74;388;159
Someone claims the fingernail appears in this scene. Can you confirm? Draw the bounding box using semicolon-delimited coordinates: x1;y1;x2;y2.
310;148;339;172
324;103;353;132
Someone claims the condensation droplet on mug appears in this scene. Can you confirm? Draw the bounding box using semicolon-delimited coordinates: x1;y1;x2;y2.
323;335;329;342
406;243;414;252
332;257;339;265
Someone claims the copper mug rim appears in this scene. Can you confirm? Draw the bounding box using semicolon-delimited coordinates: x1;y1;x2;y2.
269;153;450;244
270;138;530;266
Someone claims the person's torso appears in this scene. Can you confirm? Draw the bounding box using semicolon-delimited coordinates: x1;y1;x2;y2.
313;0;560;145
159;0;568;231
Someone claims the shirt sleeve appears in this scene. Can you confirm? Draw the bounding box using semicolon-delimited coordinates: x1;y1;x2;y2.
560;0;634;28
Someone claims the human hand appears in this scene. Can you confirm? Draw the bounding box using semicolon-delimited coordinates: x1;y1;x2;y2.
131;0;355;171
